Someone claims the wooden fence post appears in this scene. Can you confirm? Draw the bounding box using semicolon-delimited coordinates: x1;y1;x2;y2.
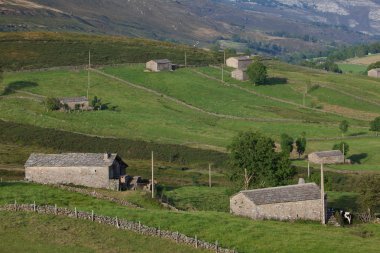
158;226;161;237
33;201;36;212
195;235;198;248
138;221;141;233
91;210;94;221
216;241;219;253
75;207;77;218
176;231;179;243
14;200;17;211
55;204;57;215
116;217;119;229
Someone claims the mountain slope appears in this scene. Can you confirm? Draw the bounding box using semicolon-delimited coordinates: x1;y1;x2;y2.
0;0;374;54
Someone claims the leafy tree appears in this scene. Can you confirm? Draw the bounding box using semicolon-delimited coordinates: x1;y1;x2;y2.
370;117;380;136
357;175;380;216
332;142;349;156
45;97;61;111
339;120;349;137
295;133;307;158
367;61;380;71
247;61;267;85
228;131;294;190
91;96;103;110
280;133;294;154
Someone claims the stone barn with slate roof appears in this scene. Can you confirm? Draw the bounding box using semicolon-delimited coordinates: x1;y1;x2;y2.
25;153;128;190
226;56;252;70
368;68;380;78
230;182;324;221
308;150;344;164
59;96;91;110
146;59;172;72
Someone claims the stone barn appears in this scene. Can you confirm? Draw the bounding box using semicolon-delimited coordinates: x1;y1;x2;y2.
230;182;325;221
368;68;380;78
308;150;344;164
226;56;252;70
25;153;128;190
59;96;91;110
146;59;172;72
231;69;248;81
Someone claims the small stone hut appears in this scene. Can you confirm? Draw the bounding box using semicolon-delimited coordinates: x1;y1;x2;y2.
226;56;252;70
59;96;91;110
25;153;128;190
368;68;380;78
146;59;172;72
308;150;344;164
230;182;324;221
231;69;248;81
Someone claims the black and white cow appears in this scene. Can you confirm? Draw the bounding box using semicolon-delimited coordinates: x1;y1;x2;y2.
339;210;353;225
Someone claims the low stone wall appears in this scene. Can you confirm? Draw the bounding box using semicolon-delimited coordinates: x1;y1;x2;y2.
0;204;237;253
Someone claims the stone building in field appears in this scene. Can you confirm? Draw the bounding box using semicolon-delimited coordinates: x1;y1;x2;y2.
226;56;252;70
231;69;248;81
368;68;380;78
146;59;172;72
308;150;344;164
230;182;325;221
59;96;91;110
25;153;128;190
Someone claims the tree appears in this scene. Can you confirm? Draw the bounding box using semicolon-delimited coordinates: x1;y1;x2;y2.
45;97;61;111
247;61;267;85
357;175;380;216
91;96;103;110
280;133;294;154
367;61;380;71
370;117;380;136
295;133;307;158
339;120;349;137
228;131;294;190
332;142;349;156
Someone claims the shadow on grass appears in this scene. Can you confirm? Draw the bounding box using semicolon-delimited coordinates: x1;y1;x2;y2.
265;77;288;85
349;132;367;137
1;81;38;96
348;153;368;164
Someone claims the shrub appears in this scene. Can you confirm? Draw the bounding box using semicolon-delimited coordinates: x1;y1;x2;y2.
45;97;61;111
247;61;268;85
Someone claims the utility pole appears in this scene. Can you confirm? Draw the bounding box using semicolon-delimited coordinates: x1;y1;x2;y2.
343;143;345;164
185;51;187;68
307;161;310;178
222;64;224;82
222;50;226;82
87;50;91;100
321;163;325;225
209;164;212;188
151;151;154;198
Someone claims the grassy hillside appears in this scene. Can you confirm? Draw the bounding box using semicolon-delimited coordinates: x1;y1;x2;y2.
1;58;380;171
0;211;207;253
1;182;379;253
0;32;221;70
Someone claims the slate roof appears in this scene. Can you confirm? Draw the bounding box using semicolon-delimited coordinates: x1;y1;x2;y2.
240;183;321;205
151;59;171;64
230;56;252;61
310;150;343;158
25;153;119;168
59;96;88;103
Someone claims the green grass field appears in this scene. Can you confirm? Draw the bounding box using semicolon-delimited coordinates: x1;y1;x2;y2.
1;182;380;253
1;61;380;172
0;211;207;253
337;64;367;74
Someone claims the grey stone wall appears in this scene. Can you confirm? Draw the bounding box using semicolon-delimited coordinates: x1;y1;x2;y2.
25;166;111;189
1;204;237;253
230;193;322;221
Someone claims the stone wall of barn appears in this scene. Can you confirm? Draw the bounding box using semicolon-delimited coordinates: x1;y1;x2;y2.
25;166;111;189
230;193;323;221
368;69;380;78
231;69;248;81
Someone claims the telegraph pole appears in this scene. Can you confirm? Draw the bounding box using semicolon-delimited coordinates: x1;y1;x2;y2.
185;52;187;68
321;163;325;224
87;50;91;99
151;151;154;198
209;164;212;188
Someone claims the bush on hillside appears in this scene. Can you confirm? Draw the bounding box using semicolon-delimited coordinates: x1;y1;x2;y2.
45;97;61;111
367;61;380;71
247;61;268;85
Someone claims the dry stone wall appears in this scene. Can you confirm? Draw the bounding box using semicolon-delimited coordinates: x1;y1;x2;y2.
0;204;237;253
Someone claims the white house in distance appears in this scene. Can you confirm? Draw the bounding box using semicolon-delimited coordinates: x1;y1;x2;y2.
146;59;172;72
226;56;252;70
368;68;380;78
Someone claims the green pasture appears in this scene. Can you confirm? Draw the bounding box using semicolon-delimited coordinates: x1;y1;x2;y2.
0;211;206;253
1;182;379;253
337;64;367;74
1;67;367;149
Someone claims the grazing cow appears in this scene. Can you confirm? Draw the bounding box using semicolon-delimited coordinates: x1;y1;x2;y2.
339;210;353;225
